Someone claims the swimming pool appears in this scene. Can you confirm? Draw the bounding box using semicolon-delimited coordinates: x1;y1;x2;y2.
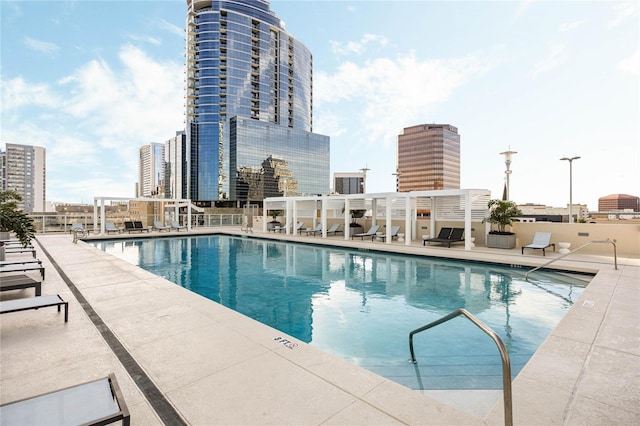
93;235;588;390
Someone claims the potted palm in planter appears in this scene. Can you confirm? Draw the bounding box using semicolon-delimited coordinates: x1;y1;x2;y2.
267;209;283;231
348;209;366;237
483;199;521;249
0;190;36;260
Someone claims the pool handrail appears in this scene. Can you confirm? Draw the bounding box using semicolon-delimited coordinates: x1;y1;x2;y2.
409;308;513;426
524;238;617;280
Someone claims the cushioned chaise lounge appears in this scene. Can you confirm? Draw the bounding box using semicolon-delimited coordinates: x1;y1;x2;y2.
522;232;555;256
351;225;380;240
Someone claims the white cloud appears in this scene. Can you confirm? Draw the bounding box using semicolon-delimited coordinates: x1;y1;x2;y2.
0;76;59;112
158;18;184;37
1;45;184;203
315;49;494;150
128;34;162;45
23;37;59;54
533;43;566;77
330;34;389;56
618;49;640;75
609;2;638;28
559;20;584;32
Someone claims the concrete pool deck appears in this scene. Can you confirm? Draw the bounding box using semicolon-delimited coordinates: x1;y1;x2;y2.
1;229;638;425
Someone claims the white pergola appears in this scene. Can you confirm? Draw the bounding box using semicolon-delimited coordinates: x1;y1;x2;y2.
93;197;193;236
263;189;491;251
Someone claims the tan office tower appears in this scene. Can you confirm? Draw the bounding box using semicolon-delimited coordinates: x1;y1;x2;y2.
396;124;460;192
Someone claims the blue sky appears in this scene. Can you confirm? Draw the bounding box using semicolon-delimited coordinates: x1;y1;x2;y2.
1;0;638;210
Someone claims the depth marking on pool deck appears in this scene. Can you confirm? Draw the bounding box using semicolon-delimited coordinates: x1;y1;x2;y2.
274;336;299;349
38;239;188;426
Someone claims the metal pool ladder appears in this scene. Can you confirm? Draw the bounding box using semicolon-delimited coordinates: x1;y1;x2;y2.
524;238;617;280
409;308;513;426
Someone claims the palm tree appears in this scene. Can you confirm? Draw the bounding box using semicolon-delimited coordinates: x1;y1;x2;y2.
484;199;521;234
0;190;36;247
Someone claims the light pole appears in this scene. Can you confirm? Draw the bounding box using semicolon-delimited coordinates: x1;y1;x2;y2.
359;165;370;194
560;156;580;223
392;169;401;192
499;149;517;200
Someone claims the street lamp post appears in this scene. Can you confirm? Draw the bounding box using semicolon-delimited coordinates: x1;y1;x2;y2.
500;149;517;200
392;169;401;192
359;165;370;194
560;156;580;223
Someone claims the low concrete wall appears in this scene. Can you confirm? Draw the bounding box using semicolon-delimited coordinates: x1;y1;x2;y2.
512;222;639;257
255;217;639;257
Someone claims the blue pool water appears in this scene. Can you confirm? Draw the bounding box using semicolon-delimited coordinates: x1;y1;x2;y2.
93;235;587;390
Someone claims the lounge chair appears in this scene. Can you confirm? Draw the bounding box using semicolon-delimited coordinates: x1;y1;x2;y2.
70;223;91;235
0;294;68;322
376;225;400;242
153;221;171;232
304;223;323;236
423;227;465;247
351;225;380;240
134;221;151;233
326;223;341;236
123;221;138;233
105;222;122;234
4;246;36;257
0;259;45;279
272;222;287;233
0;274;41;296
170;221;187;231
423;227;452;245
294;222;305;234
522;232;555;256
0;373;129;425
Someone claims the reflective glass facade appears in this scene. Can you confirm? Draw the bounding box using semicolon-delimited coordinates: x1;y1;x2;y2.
185;0;323;202
397;124;460;192
229;117;329;200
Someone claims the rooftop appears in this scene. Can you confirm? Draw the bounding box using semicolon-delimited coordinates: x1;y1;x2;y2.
1;228;638;424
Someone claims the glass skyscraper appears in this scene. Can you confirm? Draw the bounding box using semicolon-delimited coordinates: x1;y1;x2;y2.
185;0;329;204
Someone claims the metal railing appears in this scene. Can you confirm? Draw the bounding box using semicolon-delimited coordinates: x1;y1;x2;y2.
26;213;244;234
525;239;617;280
409;308;513;426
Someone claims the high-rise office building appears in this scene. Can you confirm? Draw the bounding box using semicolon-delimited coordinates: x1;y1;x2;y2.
138;143;165;198
165;131;188;199
185;0;329;204
598;194;639;212
396;124;460;192
1;143;46;212
333;172;366;195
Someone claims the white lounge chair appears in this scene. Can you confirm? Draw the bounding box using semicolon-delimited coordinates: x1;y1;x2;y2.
153;221;171;232
170;221;187;231
522;232;555;256
105;222;122;234
351;225;380;240
376;225;401;242
305;223;323;236
326;223;341;236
